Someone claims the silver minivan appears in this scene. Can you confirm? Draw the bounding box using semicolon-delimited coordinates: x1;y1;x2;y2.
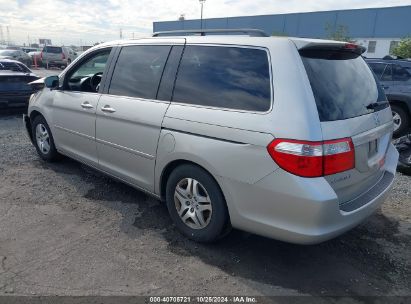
24;30;399;244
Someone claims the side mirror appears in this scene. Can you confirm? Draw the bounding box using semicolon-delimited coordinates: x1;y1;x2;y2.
44;75;59;89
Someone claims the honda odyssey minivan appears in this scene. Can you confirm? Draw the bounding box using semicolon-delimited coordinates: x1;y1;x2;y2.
24;30;399;244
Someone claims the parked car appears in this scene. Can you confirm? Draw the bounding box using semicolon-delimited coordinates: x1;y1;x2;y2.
28;51;43;67
0;49;32;67
24;30;398;244
22;47;39;53
40;46;77;69
0;59;39;108
366;58;411;137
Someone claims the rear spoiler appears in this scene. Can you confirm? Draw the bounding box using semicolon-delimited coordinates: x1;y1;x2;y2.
300;42;366;57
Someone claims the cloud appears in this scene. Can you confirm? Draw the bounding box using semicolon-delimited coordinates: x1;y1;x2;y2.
0;0;410;46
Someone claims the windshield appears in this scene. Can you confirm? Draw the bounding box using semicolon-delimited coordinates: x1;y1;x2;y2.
300;49;388;122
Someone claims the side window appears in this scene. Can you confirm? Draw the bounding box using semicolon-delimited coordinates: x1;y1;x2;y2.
392;64;411;81
65;49;111;92
109;45;171;99
157;45;183;101
368;63;386;79
172;46;271;112
381;64;392;81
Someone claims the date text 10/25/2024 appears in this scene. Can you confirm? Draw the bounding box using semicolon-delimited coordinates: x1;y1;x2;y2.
149;296;257;303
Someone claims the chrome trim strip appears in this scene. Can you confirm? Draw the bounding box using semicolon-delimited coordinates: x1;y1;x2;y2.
54;125;94;140
96;138;155;160
351;122;393;146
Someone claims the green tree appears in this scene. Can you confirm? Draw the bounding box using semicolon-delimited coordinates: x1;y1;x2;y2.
325;23;351;42
392;37;411;58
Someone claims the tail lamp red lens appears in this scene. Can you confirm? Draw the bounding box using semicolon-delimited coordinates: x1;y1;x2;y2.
344;43;358;50
267;138;355;177
62;52;65;60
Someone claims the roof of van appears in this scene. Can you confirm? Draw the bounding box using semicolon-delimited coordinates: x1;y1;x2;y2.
96;36;345;48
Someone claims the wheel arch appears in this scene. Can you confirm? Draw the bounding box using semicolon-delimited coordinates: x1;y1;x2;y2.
29;109;43;122
388;96;411;116
158;158;223;203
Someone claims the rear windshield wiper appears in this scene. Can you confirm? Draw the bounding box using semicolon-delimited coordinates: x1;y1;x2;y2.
366;102;387;111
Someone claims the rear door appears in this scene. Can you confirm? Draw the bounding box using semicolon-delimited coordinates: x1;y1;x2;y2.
95;42;184;191
299;44;393;205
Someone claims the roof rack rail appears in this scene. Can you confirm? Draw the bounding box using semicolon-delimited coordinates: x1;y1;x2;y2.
152;28;269;37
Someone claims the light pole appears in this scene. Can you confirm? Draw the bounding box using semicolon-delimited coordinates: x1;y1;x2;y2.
199;0;206;30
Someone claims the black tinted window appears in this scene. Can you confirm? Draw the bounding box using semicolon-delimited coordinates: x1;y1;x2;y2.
381;64;392;81
157;46;183;101
43;46;62;53
301;50;388;121
368;63;386;79
392;64;411;81
109;45;171;99
173;46;271;111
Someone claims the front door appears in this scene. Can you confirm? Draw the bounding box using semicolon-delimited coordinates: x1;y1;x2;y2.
52;48;113;166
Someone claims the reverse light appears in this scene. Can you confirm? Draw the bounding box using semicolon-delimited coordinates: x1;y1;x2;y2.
267;138;355;177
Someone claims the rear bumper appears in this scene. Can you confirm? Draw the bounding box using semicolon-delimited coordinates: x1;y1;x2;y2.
0;93;32;108
220;143;399;244
44;60;66;66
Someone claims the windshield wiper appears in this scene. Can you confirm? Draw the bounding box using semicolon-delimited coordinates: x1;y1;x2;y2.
366;102;387;111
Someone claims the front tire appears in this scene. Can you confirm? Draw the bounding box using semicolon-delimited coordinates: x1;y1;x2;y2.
32;115;60;162
391;104;410;138
166;164;230;242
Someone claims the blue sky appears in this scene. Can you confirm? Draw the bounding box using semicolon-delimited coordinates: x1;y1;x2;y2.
1;0;411;46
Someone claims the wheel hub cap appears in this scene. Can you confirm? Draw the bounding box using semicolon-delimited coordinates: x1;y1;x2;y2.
392;111;402;132
174;178;212;230
35;124;50;154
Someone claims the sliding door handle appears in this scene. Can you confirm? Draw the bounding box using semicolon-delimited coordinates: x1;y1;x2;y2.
81;101;94;109
101;105;116;113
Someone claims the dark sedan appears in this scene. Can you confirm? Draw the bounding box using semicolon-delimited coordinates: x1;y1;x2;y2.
366;58;411;137
0;59;39;108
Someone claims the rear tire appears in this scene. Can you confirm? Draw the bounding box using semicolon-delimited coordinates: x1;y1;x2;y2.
391;104;410;138
31;115;60;162
165;164;230;242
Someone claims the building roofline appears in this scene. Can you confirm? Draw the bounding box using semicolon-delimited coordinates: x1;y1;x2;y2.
154;5;411;24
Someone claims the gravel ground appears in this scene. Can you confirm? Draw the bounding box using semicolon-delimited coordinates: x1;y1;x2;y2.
0;110;410;298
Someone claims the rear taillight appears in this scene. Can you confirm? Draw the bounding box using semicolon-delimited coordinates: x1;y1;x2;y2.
40;51;43;59
62;52;65;59
267;138;355;177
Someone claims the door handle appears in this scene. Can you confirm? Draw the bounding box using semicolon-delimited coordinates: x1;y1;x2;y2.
81;101;94;109
101;105;116;113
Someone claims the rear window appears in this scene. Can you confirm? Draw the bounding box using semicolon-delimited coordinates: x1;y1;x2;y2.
43;46;62;53
301;49;388;121
173;46;271;112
